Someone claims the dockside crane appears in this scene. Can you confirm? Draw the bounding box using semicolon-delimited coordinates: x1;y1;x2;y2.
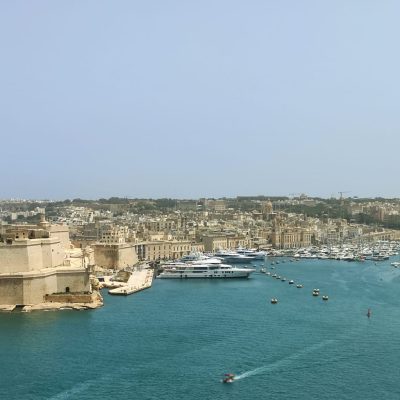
338;191;351;201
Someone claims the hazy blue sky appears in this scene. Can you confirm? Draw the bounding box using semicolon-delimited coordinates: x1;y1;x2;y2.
1;1;399;200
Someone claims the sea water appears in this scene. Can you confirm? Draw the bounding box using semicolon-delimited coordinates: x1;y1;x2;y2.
1;259;400;400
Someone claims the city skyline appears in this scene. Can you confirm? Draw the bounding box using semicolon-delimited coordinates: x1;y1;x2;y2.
1;1;400;200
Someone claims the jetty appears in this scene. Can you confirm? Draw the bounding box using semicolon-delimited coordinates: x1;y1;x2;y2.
108;268;153;296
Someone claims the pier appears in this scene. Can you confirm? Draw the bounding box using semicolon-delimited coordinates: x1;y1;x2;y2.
108;268;154;296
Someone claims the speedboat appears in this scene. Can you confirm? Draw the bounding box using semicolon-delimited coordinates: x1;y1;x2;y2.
322;295;329;301
296;284;303;288
222;373;235;383
271;298;278;304
288;280;294;285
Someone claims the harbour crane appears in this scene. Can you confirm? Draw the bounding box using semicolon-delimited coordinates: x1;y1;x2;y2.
338;191;351;200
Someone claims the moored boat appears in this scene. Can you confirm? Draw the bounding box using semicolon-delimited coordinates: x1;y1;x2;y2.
158;262;255;279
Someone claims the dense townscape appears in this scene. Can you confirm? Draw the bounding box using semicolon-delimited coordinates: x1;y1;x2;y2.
1;195;400;310
2;195;400;259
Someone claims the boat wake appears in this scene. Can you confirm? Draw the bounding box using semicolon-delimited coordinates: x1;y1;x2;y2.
234;339;335;381
48;379;95;400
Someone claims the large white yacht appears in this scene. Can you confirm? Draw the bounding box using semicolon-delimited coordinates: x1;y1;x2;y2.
214;250;253;263
158;262;255;279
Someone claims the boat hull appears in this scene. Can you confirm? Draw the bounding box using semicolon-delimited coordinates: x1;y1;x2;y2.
158;271;254;279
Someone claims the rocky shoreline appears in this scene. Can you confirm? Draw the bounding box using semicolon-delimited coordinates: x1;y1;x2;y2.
0;290;103;313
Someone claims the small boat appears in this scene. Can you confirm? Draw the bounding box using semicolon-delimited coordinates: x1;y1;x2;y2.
272;274;277;278
322;295;328;301
289;280;294;285
296;284;303;288
222;373;235;383
312;291;319;297
260;268;266;273
367;308;371;318
281;277;286;282
271;298;278;304
391;262;400;268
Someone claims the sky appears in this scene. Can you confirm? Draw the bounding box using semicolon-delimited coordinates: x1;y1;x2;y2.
1;1;399;200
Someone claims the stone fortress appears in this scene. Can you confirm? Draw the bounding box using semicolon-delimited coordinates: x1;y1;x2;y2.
0;215;99;309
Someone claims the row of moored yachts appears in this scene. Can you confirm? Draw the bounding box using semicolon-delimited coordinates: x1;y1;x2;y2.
271;243;400;262
157;249;266;279
157;242;400;279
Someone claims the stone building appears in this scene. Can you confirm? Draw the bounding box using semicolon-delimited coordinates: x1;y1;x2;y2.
93;224;138;270
93;243;138;269
202;235;228;252
134;240;191;261
0;218;90;306
271;227;312;249
262;201;273;219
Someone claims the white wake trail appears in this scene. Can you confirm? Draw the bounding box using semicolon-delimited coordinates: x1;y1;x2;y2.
48;380;95;400
235;339;335;380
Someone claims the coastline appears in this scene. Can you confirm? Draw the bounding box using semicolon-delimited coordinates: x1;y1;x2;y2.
0;290;103;312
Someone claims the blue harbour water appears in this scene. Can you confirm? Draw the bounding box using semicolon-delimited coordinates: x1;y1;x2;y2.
1;259;400;400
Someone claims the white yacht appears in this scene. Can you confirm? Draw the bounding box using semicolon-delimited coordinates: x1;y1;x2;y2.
214;250;253;263
236;248;267;260
180;252;210;262
158;262;255;279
